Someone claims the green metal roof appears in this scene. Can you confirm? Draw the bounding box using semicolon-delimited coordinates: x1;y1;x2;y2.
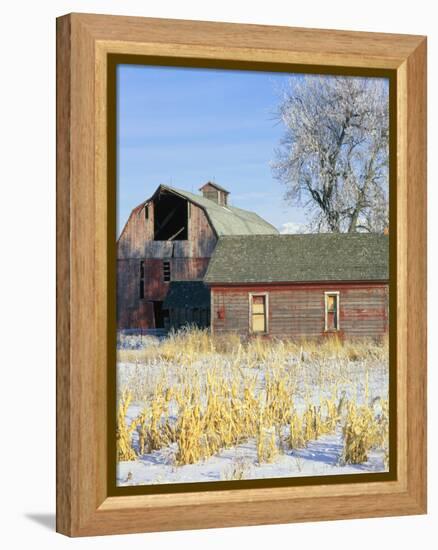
158;185;279;236
204;233;389;284
163;281;211;309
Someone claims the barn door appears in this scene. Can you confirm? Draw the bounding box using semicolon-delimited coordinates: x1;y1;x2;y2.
153;301;169;329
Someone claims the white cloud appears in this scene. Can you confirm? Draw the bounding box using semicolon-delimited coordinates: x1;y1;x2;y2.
279;221;307;234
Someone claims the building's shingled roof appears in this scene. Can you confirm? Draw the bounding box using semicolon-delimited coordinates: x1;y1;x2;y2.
204;233;389;284
163;281;211;309
157;185;278;236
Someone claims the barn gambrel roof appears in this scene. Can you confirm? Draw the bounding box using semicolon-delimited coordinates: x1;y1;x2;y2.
204;233;389;284
150;185;279;236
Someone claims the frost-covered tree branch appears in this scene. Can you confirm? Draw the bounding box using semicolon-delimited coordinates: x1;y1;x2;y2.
271;75;389;233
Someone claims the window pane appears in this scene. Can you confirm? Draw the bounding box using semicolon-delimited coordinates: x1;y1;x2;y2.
326;294;339;330
252;303;265;314
252;314;265;332
163;261;171;282
252;295;265;314
327;311;335;330
327;295;336;311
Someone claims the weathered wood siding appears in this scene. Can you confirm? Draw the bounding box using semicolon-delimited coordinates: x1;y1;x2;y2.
117;197;217;329
210;283;388;339
188;201;217;257
117;200;217;259
117;202;154;259
117;258;210;329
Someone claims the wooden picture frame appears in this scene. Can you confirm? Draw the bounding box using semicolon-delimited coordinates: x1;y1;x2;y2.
56;13;427;536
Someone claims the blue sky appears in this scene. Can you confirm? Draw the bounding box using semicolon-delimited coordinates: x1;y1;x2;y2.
116;64;306;236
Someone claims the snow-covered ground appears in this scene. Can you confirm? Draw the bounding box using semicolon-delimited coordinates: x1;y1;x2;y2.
117;430;386;486
116;332;389;487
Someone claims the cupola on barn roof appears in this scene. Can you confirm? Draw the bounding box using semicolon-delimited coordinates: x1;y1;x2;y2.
199;181;230;194
199;181;231;206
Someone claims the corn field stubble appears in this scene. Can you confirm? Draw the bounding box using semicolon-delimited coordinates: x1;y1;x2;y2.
116;327;389;484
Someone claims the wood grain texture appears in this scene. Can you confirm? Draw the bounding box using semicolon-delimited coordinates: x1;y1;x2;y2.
56;14;72;536
74;12;422;68
405;38;427;510
56;13;427;537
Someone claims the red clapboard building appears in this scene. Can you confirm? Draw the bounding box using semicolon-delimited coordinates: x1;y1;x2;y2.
204;234;389;340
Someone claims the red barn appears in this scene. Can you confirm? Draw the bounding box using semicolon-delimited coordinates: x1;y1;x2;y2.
204;234;389;340
117;182;278;330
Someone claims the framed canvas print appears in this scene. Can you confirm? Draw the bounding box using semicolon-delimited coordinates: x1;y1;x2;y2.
56;13;427;536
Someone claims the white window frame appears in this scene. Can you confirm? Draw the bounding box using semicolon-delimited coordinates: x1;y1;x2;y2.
249;292;269;334
324;291;340;331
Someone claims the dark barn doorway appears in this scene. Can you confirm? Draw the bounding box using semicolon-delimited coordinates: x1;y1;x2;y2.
153;301;169;329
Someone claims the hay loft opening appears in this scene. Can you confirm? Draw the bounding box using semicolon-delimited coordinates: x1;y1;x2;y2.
153;190;188;241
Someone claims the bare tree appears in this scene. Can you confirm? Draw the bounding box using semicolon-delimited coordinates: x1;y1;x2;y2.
272;75;389;233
